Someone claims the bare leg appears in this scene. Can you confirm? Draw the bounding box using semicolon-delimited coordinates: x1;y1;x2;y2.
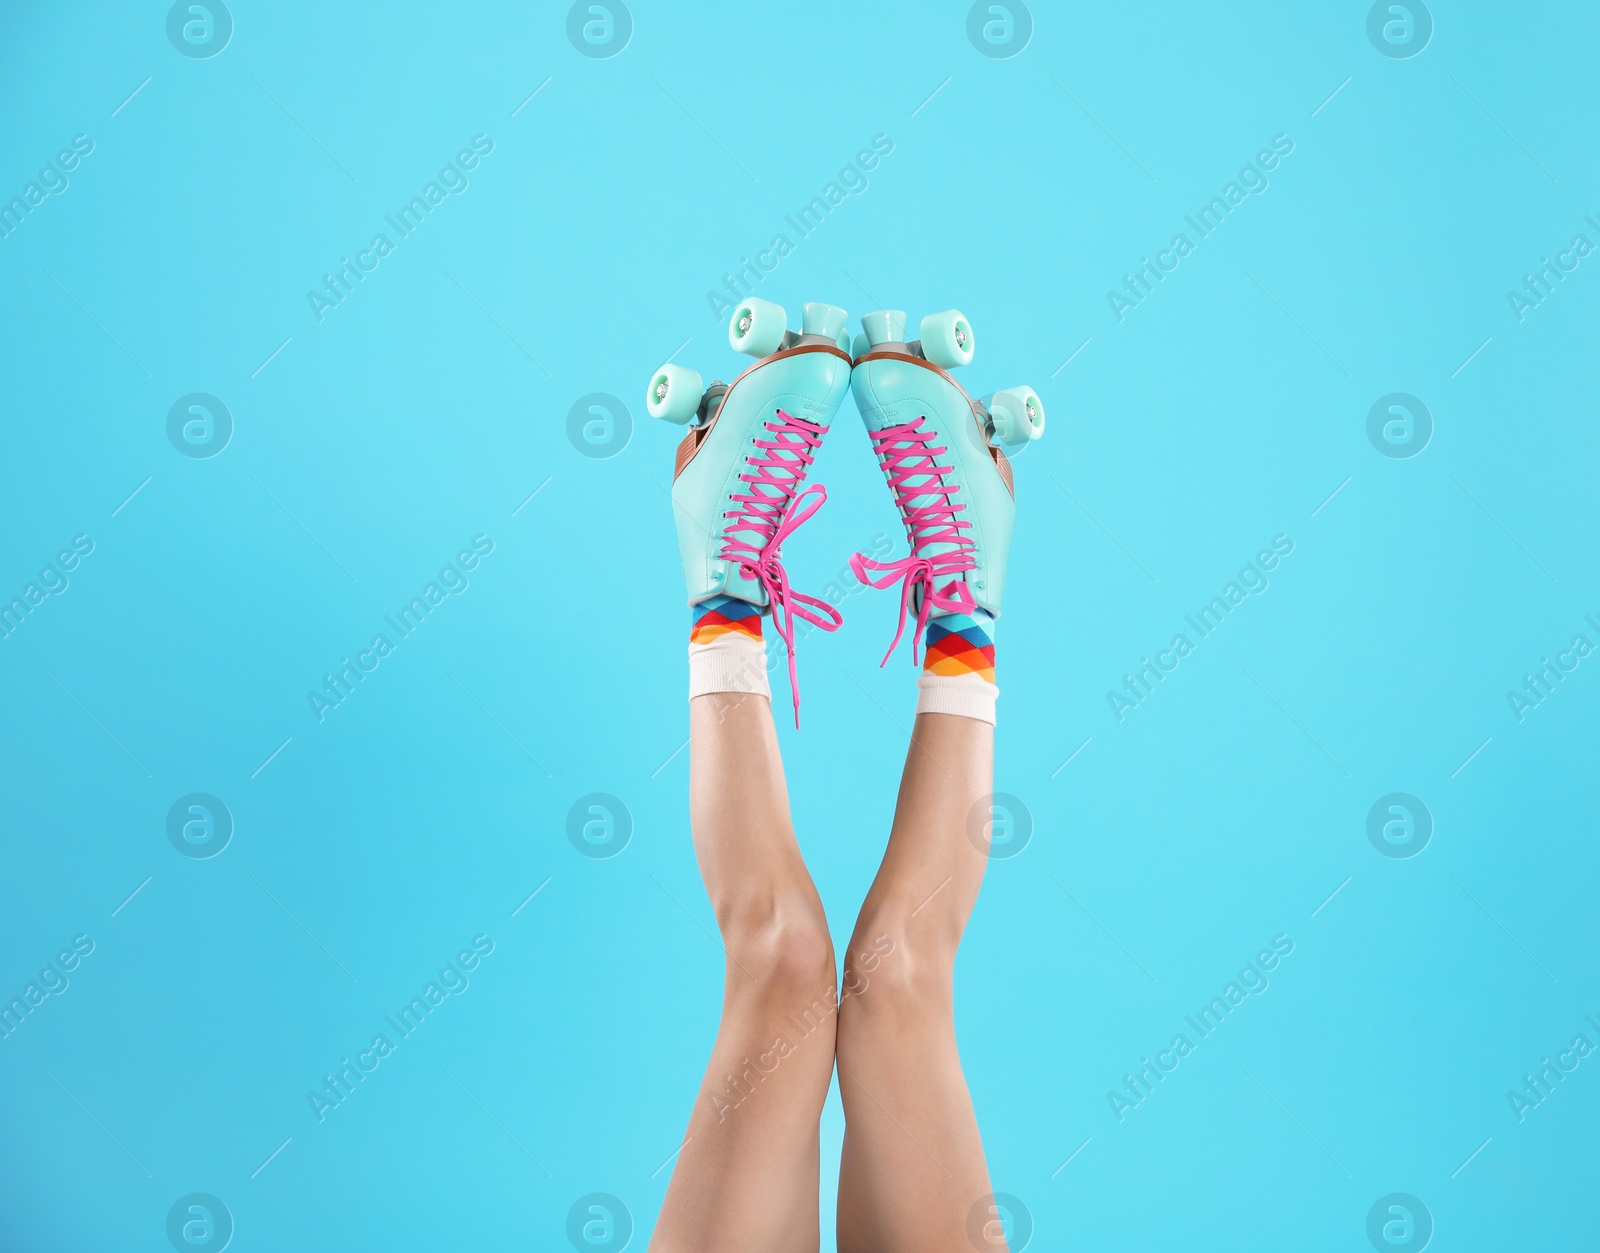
835;712;1003;1253
650;692;839;1253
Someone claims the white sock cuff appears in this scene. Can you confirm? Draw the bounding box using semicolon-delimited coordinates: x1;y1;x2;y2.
915;672;998;725
688;633;771;701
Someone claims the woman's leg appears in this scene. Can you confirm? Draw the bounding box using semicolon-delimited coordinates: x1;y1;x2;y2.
835;710;1002;1253
650;689;839;1253
835;307;1042;1250
646;306;854;1249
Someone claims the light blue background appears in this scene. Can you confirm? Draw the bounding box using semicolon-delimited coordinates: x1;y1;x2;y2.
2;2;1597;1249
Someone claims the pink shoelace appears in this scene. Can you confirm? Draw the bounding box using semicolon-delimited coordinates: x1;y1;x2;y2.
849;417;977;666
720;408;843;724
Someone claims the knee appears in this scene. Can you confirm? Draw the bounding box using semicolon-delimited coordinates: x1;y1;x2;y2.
839;907;957;1019
720;891;836;1002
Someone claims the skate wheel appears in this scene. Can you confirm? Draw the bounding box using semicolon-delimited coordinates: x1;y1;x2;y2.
646;363;703;425
920;309;975;368
988;387;1045;447
802;302;848;342
729;297;787;358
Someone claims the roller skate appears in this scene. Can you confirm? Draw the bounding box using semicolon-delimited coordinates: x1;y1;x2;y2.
846;308;1045;665
646;298;854;723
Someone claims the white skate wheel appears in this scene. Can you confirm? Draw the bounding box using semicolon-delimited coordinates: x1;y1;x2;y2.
920;309;975;368
988;387;1045;447
729;297;787;358
647;364;703;425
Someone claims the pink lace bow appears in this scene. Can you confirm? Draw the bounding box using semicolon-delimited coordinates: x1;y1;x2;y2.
848;417;977;667
719;409;843;724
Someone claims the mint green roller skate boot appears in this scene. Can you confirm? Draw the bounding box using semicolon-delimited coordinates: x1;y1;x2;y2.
645;298;854;722
847;307;1045;664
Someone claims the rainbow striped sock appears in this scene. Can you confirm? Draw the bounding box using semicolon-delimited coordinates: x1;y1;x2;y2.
923;610;995;681
688;595;770;701
690;594;763;645
916;609;998;724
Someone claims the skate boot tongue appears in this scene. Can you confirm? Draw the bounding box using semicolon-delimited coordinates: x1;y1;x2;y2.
849;416;977;667
718;407;843;724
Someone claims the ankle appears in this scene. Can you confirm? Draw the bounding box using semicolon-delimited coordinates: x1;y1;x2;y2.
689;595;770;701
916;608;998;724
